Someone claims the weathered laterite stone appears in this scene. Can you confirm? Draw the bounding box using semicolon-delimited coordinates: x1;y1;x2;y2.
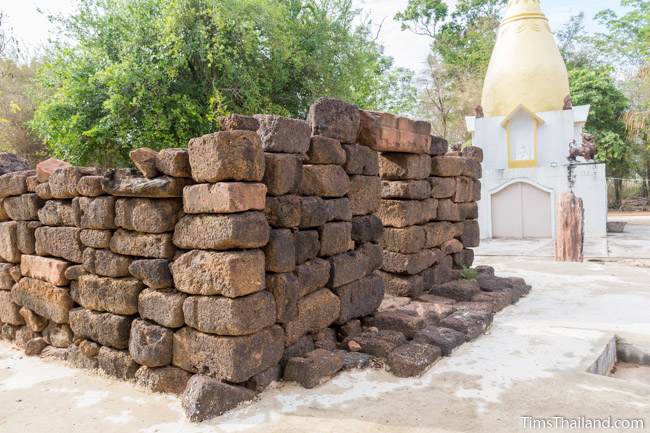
171;249;265;297
344;328;407;358
36;158;70;182
115;198;182;233
319;222;353;257
0;222;20;263
284;289;340;345
20;255;70;286
0;263;13;290
266;272;299;324
255;115;311;154
12;277;74;323
0;170;33;198
296;258;331;298
381;226;426;254
43;321;73;348
294;230;320;265
50;167;101;199
76;175;105;197
377;199;437;228
379;271;424;298
308;98;360;143
136;365;192;395
387;342;441;377
19;307;47;332
16;221;41;255
343;144;379;176
430;279;481;302
110;229;175;259
79;229;112;248
0;292;24;325
74;274;144;315
189;131;265;182
379;153;431;180
334;272;384;324
348;175;381;215
3;194;43;221
183;183;267;214
299;197;331;228
69;308;133;349
172;325;285;383
263;153;303;196
130;147;159;179
138;288;186;328
413;326;466;356
284;349;344;389
74;196;116;229
264;229;295;273
182;291;276;336
382;249;439;275
38;200;79;226
430;176;456;199
219;114;260;132
351;215;384;243
265;195;302;228
155;148;191;178
98;347;140;380
102;170;192;197
181;375;256;422
325;197;352;221
173;212;269;251
306;136;346;165
128;259;173;289
382;180;432;200
358;111;430;154
129;319;173;367
300;165;350;198
430;135;449;155
83;248;132;277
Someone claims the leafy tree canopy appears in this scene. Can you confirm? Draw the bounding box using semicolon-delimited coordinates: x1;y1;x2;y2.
32;0;413;166
569;66;631;175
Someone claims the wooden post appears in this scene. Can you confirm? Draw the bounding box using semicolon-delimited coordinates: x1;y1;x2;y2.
555;192;584;262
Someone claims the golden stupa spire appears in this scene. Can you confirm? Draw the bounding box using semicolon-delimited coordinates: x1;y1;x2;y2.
481;0;570;117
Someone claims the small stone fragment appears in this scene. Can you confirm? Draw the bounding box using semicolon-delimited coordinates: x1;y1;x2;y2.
283;349;344;389
130;147;160;178
181;375;256;422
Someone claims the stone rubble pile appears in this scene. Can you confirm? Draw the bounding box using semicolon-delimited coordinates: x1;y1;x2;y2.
0;98;531;422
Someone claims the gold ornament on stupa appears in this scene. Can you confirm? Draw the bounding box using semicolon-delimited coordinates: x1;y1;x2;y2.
481;0;570;117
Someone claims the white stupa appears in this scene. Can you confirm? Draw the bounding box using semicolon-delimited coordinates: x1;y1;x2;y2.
465;0;607;240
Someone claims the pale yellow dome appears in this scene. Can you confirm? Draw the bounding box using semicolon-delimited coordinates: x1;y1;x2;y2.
481;0;570;117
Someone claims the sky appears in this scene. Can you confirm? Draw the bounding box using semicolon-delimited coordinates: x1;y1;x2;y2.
2;0;628;72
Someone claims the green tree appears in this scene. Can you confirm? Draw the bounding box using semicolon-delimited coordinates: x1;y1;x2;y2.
0;59;47;162
396;0;505;142
32;0;412;166
592;1;650;199
569;66;632;205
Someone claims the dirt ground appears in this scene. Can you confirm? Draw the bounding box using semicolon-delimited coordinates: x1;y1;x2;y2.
1;257;649;433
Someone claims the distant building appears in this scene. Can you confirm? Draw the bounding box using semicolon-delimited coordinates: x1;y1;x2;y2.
465;0;607;239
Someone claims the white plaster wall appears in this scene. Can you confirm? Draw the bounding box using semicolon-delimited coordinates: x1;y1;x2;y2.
479;163;607;240
473;107;587;170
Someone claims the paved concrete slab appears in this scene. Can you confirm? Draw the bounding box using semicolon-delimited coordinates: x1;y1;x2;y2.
0;257;648;433
476;214;650;259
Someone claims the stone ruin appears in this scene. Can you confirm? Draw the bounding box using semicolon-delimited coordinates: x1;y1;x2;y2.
0;98;531;422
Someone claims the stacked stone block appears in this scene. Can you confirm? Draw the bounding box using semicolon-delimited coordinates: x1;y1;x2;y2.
0;98;529;423
361;110;482;299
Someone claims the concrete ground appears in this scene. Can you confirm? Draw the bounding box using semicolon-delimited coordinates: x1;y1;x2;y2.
476;213;650;259
1;257;649;433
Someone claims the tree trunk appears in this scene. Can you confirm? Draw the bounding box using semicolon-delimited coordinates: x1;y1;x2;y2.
641;159;650;200
614;179;622;209
555;192;584;262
